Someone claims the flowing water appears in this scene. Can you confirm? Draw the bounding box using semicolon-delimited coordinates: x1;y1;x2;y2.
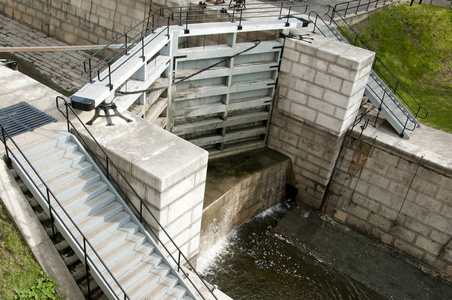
198;204;386;300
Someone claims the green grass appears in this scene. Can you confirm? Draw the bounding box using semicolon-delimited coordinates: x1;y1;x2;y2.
0;202;64;299
343;3;452;133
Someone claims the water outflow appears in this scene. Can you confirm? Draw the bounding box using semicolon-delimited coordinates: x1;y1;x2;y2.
198;203;386;300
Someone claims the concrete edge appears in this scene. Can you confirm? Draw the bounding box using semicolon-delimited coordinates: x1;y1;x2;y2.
0;158;84;300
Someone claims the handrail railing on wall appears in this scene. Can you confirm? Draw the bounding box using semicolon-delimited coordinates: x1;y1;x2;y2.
56;96;216;300
0;125;131;300
81;3;309;88
307;11;428;136
329;0;394;18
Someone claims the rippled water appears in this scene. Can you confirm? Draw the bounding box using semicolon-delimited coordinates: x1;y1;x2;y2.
198;204;386;300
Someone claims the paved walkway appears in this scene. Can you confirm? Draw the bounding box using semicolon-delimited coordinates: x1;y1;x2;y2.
0;13;96;96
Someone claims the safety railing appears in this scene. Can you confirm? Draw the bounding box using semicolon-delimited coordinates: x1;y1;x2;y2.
56;96;216;300
82;3;309;88
309;10;428;122
328;0;394;18
418;0;452;8
0;125;131;300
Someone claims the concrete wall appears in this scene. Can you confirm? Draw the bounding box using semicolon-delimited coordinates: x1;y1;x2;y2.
268;29;375;209
78;113;208;264
200;150;289;253
325;131;452;277
0;0;190;46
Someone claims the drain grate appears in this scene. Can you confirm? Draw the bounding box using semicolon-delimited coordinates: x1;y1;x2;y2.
0;102;56;139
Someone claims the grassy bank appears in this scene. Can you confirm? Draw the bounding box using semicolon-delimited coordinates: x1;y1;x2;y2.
0;201;63;299
348;3;452;133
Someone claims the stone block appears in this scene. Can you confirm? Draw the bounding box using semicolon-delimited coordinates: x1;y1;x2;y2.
295;79;325;99
307;97;336;116
290;102;317;123
436;186;452;203
393;225;416;243
334;210;348;222
287;89;308;106
414;193;442;213
415;235;442;256
371;228;394;245
404;217;431;236
393;239;424;259
416;208;450;234
292;63;316;82
412;177;438;197
346;215;371;233
336;46;375;70
280;59;292;73
146;173;196;208
315;40;350;63
315;112;342;134
327;63;358;81
314;71;343;91
429;229;450;245
279;130;299;147
167;184;204;223
369;213;392;231
341;75;368;97
282;47;300;62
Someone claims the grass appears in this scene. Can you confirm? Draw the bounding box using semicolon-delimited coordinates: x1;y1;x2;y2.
0;201;46;299
343;3;452;133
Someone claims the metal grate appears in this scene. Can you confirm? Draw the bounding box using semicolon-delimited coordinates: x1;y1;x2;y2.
0;102;56;139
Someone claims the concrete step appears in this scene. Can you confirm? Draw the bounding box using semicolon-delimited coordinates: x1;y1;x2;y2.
125;263;171;299
138;274;179;300
51;171;101;200
107;242;155;278
17;131;71;159
82;211;131;243
162;284;188;300
116;252;163;291
93;222;139;256
25;152;86;184
58;181;108;211
22;142;78;169
38;161;93;191
65;191;116;223
100;232;147;267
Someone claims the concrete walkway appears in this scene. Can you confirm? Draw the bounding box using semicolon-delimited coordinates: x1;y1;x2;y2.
0;13;97;96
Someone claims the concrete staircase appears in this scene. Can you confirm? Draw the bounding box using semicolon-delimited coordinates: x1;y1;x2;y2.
311;22;421;138
11;131;196;300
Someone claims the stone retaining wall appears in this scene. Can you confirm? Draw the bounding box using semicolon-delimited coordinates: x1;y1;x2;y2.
0;0;190;46
325;131;452;277
268;29;375;209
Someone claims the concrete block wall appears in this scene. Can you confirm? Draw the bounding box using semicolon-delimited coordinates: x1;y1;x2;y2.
325;133;452;277
200;154;289;253
78;113;208;264
0;0;191;46
268;29;375;208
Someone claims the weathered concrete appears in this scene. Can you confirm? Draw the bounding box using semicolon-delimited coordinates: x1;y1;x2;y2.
324;109;452;278
201;147;290;253
268;29;375;209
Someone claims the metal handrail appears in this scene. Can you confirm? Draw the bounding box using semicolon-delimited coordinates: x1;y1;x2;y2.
307;11;426;136
324;6;428;120
56;96;216;300
81;3;309;87
0;126;131;300
329;0;394;18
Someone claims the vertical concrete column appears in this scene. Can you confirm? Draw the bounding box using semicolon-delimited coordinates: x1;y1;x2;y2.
83;115;208;265
268;30;375;208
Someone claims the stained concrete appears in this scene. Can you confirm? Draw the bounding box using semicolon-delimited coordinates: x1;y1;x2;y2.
276;205;452;300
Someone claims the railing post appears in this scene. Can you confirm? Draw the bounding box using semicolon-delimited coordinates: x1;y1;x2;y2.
238;8;243;30
185;11;190;34
141;36;145;61
166;17;170;38
65;100;70;133
108;62;113;91
1;127;11;167
231;7;235;23
285;7;291;27
356;0;361;14
177;252;181;272
84;239;91;300
278;3;283;20
179;7;183;26
106;156;110;180
366;0;371;11
125;33;128;55
46;189;57;242
345;2;350;17
88;59;92;82
152;14;155;33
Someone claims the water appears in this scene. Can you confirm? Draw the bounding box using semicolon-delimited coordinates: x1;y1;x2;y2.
198;203;386;300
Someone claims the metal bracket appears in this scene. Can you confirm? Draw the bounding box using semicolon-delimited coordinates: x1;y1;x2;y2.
86;102;133;126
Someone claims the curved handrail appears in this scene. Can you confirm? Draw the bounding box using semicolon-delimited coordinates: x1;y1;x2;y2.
81;3;309;86
0;126;131;300
56;96;217;300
